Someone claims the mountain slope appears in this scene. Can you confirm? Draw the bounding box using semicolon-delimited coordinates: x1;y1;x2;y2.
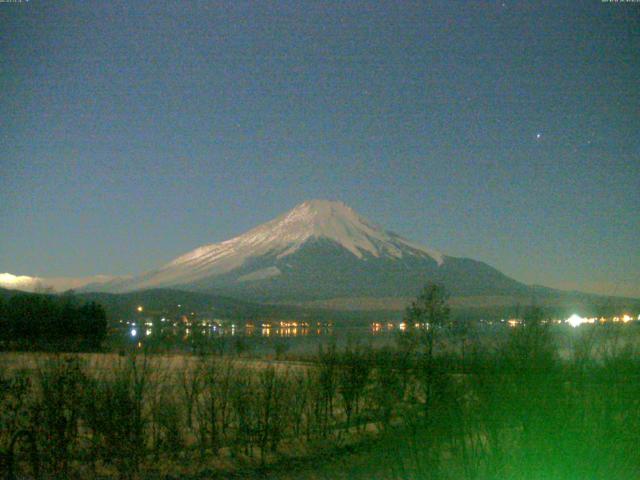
91;199;531;301
107;200;444;292
187;238;528;301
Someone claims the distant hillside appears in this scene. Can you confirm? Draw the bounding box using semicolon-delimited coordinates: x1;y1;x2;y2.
3;284;637;328
75;288;415;324
0;287;400;325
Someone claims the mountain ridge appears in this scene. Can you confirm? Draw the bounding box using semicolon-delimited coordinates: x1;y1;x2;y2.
87;200;530;300
7;200;633;305
107;199;446;293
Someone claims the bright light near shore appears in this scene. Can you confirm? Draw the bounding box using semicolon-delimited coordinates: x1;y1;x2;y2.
566;314;598;328
567;314;585;328
136;306;143;312
130;328;137;337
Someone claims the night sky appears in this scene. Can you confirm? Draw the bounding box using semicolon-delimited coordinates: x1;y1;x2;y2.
1;1;639;297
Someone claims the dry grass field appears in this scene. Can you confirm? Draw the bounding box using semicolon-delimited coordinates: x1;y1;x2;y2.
1;323;640;479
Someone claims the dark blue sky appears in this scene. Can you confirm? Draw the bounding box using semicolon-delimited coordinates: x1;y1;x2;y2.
1;0;639;296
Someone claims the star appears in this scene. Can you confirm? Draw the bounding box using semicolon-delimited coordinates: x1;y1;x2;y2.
536;133;542;140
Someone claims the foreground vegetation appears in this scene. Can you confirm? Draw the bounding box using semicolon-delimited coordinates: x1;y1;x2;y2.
1;334;638;478
0;287;639;479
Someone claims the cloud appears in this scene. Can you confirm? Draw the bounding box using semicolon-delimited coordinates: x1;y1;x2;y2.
0;273;125;293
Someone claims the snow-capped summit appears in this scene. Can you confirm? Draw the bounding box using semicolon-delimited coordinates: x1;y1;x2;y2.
171;199;442;265
89;200;526;301
112;200;444;292
262;199;443;262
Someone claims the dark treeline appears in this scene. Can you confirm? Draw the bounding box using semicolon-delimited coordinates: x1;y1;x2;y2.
0;292;107;351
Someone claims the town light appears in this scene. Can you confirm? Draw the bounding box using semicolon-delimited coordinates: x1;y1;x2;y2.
566;314;587;328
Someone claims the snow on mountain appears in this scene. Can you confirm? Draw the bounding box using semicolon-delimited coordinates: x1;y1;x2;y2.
116;200;445;292
5;201;620;303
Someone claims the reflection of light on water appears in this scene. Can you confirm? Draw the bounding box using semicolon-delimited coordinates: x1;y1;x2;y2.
125;320;375;340
126;310;640;343
245;324;255;336
278;327;298;337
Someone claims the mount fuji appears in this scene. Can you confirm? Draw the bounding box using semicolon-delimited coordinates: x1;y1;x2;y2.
92;200;531;302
